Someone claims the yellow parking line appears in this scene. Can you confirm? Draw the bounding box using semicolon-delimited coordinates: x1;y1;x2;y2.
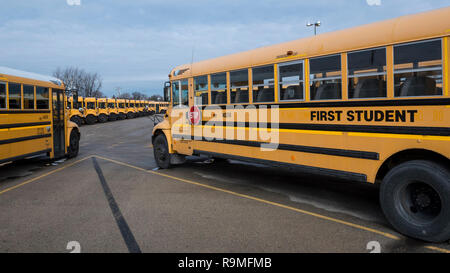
94;155;399;240
95;155;450;253
425;246;450;253
0;155;94;196
1;154;448;253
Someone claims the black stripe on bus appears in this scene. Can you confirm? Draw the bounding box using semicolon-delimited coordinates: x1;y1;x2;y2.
0;149;52;164
0;110;51;114
0;134;52;145
193;150;367;182
173;134;379;160
200;98;450;109
199;122;450;136
0;122;51;129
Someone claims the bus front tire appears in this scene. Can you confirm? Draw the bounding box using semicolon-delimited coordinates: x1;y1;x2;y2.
70;116;82;127
380;160;450;243
153;134;171;169
85;115;97;125
98;114;108;123
67;130;80;159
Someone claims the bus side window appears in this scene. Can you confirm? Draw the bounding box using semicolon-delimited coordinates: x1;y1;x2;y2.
23;85;35;109
0;83;6;108
310;55;342;101
8;83;22;109
194;76;208;105
211;73;227;105
394;39;442;97
230;69;249;104
348;48;387;99
253;65;275;103
279;61;304;101
36;86;49;109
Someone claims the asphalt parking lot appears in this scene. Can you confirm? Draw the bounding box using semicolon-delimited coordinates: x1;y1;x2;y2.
0;116;449;253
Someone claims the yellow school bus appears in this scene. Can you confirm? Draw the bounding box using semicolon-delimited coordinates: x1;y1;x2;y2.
0;67;80;163
152;8;450;242
84;97;98;125
147;101;156;114
96;98;109;123
116;99;127;120
161;102;169;113
126;99;137;119
68;96;84;126
138;100;146;116
107;98;118;121
153;101;169;114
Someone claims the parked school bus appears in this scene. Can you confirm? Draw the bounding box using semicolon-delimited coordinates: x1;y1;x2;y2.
160;102;169;113
154;101;169;114
142;100;149;115
84;97;98;125
117;99;127;120
152;8;450;242
107;98;118;121
126;99;136;119
0;67;80;164
68;96;84;126
136;100;145;117
148;101;156;114
96;97;109;123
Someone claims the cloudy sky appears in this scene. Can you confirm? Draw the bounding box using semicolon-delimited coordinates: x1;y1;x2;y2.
1;0;449;97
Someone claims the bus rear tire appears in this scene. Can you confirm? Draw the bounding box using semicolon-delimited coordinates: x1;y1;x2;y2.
67;130;80;159
380;160;450;243
153;134;171;169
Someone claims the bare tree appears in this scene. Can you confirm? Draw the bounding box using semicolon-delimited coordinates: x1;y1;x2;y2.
131;92;149;100
53;67;103;98
149;95;163;101
82;72;103;98
117;92;131;99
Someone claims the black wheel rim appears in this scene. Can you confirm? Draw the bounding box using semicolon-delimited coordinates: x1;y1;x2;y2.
398;181;442;224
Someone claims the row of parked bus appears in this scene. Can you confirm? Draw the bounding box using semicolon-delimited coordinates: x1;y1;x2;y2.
67;97;169;126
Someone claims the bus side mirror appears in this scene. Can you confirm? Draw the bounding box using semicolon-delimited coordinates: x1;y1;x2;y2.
164;81;171;102
72;89;79;103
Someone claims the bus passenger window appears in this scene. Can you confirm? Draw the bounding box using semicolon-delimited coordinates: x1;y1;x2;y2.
348;48;387;99
310;55;342;100
99;102;106;109
0;83;6;108
253;65;275;103
36;87;49;109
194;76;208;105
279;62;304;101
211;73;227;104
394;39;442;97
23;85;35;109
8;83;22;109
230;69;249;104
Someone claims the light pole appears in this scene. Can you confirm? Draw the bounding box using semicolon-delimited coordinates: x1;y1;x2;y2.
307;21;321;35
